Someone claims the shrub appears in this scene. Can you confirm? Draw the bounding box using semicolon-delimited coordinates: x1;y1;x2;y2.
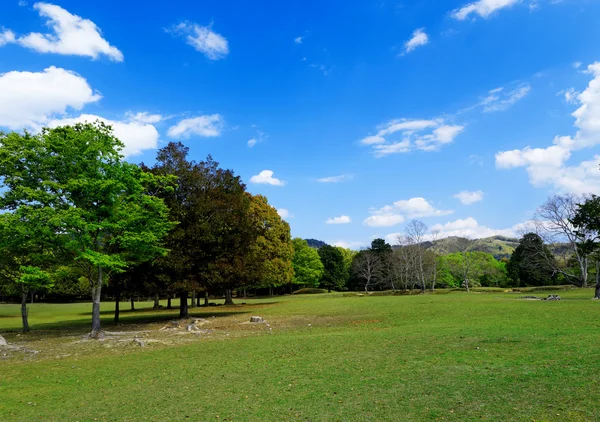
292;288;328;295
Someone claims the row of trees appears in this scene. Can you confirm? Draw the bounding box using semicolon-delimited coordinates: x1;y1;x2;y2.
0;124;297;335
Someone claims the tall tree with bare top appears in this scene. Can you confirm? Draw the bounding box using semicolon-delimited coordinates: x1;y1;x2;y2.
535;194;592;287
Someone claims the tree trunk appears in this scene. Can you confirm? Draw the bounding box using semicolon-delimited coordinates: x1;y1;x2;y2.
130;296;135;311
30;291;34;304
167;295;172;309
114;289;121;324
190;291;196;308
89;267;103;338
153;294;160;309
21;291;30;333
196;294;200;307
595;260;600;299
244;288;248;298
204;290;209;307
269;286;273;296
224;289;234;305
465;279;470;293
179;292;188;318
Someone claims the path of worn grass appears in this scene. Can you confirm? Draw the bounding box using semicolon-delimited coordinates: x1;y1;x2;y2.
1;289;599;421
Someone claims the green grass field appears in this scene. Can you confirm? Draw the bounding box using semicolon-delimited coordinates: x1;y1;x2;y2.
1;289;599;421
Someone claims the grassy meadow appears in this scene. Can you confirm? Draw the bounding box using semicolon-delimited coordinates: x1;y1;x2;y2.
1;289;599;421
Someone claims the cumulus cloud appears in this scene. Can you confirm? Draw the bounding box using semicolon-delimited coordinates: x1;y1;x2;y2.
360;118;464;157
453;190;484;205
167;114;223;139
126;112;164;124
429;217;529;239
326;215;351;225
403;28;429;54
294;36;303;44
316;174;352;183
0;29;15;46
277;208;293;219
247;137;258;147
13;3;123;61
364;197;452;227
0;66;101;130
452;0;519;20
496;61;600;194
250;170;285;186
331;240;365;250
169;22;228;60
47;114;159;157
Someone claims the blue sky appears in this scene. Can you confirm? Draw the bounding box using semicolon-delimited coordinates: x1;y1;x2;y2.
1;0;600;248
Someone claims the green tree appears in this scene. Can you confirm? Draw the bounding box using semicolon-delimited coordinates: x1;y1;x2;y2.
318;245;347;292
507;233;557;287
292;238;324;288
571;195;600;298
0;123;174;337
246;195;294;295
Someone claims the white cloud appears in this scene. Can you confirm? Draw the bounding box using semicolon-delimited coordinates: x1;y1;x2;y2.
0;66;101;130
364;197;452;227
483;84;531;112
561;87;579;105
47;114;159;157
126;111;164;124
169;22;228;60
404;28;429;54
167;114;223;139
18;0;28;6
452;0;519;20
364;213;406;227
360;118;464;157
15;3;123;61
250;170;285;186
247;137;258;147
453;190;484;205
294;36;303;44
0;29;15;46
277;208;293;219
429;217;527;239
331;240;365;250
326;215;351;224
496;61;600;194
316;174;352;183
394;197;453;218
573;62;582;69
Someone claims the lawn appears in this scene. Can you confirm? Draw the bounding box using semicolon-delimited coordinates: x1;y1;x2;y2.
1;289;599;421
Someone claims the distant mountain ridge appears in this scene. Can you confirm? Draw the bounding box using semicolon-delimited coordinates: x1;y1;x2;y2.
424;235;520;259
305;239;328;249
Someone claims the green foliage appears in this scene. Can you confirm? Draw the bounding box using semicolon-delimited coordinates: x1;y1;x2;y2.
318;245;347;291
439;251;509;288
292;238;324;287
0;123;174;333
507;233;557;286
247;195;294;289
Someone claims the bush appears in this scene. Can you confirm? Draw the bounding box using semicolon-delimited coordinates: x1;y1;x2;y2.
292;288;328;295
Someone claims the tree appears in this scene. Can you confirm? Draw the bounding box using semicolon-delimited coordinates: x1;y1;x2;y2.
148;143;253;312
369;238;394;290
0;123;173;337
535;194;593;287
405;220;428;292
352;250;383;292
292;238;324;288
246;195;294;295
318;245;347;292
507;233;556;287
571;195;600;298
0;206;56;332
